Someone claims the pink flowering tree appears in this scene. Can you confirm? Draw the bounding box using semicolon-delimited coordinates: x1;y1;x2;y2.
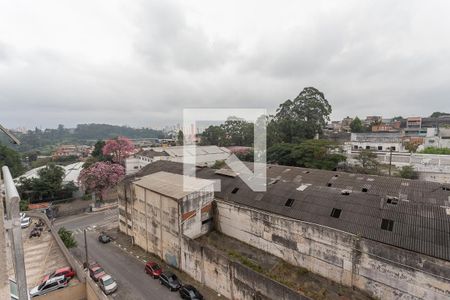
102;136;135;165
78;162;125;201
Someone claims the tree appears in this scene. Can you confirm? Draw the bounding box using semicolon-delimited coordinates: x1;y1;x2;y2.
399;166;418;179
404;141;420;153
350;117;364;133
78;162;125;201
356;149;379;173
17;163;67;202
419;147;450;155
272;87;332;143
430;112;450;118
267;140;346;170
58;227;77;248
177;130;184;146
102;136;135;165
0;143;24;177
200;125;226;146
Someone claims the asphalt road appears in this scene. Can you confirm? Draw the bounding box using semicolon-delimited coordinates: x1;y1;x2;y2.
54;210;180;300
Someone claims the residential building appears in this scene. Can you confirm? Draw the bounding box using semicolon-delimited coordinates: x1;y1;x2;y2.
52;144;92;159
349;132;404;152
119;160;450;300
119;171;214;267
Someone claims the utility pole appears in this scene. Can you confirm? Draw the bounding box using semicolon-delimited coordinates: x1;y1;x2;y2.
84;229;88;268
388;147;393;176
2;166;28;300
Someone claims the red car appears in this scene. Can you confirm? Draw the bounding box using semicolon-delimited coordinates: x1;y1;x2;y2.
39;266;76;284
145;261;162;278
89;265;106;282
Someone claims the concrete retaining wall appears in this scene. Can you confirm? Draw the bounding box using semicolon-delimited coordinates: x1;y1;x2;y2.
180;236;310;300
215;200;450;300
34;283;86;300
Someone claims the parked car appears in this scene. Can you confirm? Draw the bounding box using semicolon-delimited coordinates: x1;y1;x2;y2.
159;272;181;291
21;217;31;228
39;267;76;284
98;274;118;295
29;276;68;297
179;285;204;300
89;265;106;282
98;232;111;244
145;261;162;278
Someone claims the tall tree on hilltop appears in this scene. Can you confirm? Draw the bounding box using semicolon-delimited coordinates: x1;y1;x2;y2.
273;87;332;143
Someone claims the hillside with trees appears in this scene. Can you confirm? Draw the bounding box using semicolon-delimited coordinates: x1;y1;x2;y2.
0;123;167;153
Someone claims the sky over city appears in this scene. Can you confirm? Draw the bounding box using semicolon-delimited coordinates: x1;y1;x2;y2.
1;0;450;129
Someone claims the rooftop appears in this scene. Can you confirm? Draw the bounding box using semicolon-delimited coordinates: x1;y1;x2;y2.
133;171;214;199
127;160;450;261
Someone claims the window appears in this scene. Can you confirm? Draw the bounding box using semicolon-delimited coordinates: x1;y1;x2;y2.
391;146;396;151
386;196;398;205
231;187;239;194
378;146;383;151
202;218;213;225
362;187;368;192
381;219;394;231
366;146;370;150
330;208;342;218
285;198;295;207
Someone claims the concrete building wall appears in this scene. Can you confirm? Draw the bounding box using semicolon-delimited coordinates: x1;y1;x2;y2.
131;185;181;268
215;200;450;300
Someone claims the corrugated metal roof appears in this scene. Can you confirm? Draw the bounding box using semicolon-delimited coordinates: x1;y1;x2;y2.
125;160;450;261
133;171;214;200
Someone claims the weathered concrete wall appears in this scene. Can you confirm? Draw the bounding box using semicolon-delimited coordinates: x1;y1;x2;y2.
132;185;181;268
215;200;450;300
180;237;309;300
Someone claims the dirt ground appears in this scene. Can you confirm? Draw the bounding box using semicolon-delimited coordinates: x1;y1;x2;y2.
198;231;375;300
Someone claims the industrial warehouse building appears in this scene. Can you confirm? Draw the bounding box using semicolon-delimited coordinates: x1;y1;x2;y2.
118;160;450;300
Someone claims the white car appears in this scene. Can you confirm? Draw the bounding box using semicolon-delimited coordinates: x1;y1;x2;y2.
29;276;68;297
21;217;31;228
98;274;118;295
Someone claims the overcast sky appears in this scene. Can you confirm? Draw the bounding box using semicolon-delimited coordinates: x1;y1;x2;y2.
1;0;450;129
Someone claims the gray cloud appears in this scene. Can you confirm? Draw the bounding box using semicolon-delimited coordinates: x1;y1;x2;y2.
0;0;450;130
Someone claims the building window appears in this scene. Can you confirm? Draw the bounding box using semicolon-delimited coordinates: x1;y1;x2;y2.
330;208;342;218
381;219;394;231
285;198;295;207
202;218;213;225
354;145;358;150
391;146;396;151
362;187;368;193
386;196;398;205
231;187;239;194
366;146;370;150
378;146;383;150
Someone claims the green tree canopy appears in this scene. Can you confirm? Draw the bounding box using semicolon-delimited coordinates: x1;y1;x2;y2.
350;117;364;133
272;87;332;143
267;140;346;170
0;143;24;177
356;149;379;173
430;112;450;118
399;166;418;179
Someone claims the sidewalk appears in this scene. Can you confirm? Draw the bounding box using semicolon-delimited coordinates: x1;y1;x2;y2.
105;228;226;300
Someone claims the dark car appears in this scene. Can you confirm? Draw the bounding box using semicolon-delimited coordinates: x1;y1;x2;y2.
145;261;162;278
98;232;111;243
179;285;204;300
159;272;181;291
